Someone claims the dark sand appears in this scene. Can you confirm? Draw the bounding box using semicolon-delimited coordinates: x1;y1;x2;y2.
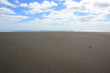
0;32;110;73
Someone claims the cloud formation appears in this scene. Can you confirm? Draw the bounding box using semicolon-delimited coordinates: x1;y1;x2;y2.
0;0;110;31
20;3;28;7
0;7;16;14
25;1;58;14
64;0;110;13
0;0;16;7
0;14;29;24
15;0;19;4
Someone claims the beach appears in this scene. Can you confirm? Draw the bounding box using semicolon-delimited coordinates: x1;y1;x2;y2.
0;32;110;73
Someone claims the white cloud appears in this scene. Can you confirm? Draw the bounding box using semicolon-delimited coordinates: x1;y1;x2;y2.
63;0;110;14
25;9;43;14
50;1;58;6
57;0;110;22
92;0;110;8
77;14;106;22
26;0;110;22
0;0;16;7
28;2;42;9
25;1;58;14
28;1;58;9
15;0;19;4
41;1;53;8
20;3;28;7
44;10;77;20
0;0;110;31
0;14;29;24
105;12;110;17
0;7;16;14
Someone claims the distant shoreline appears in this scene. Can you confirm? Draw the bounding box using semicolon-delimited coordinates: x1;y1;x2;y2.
0;31;110;33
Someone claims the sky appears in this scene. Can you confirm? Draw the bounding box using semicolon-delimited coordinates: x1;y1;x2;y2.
0;0;110;31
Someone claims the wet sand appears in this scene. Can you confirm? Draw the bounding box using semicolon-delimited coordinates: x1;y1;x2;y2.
0;32;110;73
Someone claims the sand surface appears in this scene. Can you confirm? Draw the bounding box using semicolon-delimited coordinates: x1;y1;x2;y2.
0;32;110;73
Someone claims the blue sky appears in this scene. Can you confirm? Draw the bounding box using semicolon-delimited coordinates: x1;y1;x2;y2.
0;0;110;31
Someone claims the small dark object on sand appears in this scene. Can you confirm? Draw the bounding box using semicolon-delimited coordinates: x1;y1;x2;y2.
89;46;92;48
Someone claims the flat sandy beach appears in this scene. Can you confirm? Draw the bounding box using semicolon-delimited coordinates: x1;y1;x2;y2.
0;32;110;73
